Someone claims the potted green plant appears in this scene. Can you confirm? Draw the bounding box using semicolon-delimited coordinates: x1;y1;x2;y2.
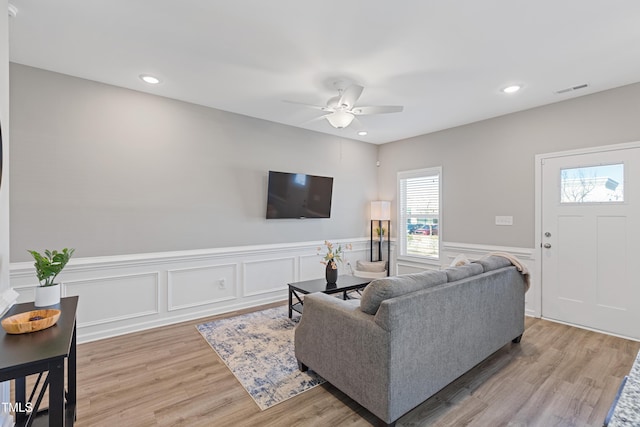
28;248;75;307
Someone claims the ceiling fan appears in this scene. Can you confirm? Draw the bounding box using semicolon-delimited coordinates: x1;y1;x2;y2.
286;82;404;129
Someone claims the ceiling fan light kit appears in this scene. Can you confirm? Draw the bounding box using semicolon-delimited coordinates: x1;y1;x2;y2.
326;111;355;129
287;82;404;130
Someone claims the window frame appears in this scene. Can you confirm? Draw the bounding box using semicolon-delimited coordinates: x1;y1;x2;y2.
397;166;442;264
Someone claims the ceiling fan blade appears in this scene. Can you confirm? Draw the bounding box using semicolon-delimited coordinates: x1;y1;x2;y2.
303;113;333;125
351;105;404;115
338;84;364;109
282;100;331;111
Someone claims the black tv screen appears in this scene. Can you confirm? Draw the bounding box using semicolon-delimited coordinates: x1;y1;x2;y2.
266;171;333;219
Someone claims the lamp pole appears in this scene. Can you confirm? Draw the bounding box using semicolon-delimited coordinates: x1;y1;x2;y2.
378;220;383;261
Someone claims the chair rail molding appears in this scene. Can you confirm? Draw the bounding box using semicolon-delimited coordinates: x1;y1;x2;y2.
10;238;370;343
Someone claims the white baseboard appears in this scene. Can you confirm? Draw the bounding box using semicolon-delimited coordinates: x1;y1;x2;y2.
541;316;640;343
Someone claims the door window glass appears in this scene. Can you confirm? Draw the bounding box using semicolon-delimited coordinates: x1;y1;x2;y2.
560;163;624;203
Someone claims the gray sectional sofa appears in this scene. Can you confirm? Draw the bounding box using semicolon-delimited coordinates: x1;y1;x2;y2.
294;255;527;426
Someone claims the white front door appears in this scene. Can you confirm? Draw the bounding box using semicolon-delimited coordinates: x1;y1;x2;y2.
541;146;640;340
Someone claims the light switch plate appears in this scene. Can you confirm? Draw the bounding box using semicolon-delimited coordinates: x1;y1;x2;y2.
495;216;513;226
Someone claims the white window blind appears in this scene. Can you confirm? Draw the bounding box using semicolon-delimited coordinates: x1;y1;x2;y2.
398;167;441;259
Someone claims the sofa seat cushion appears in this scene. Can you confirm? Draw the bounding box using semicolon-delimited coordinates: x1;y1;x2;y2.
360;270;448;315
443;263;483;282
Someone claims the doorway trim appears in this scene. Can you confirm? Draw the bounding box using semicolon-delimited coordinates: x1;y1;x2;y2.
534;140;640;321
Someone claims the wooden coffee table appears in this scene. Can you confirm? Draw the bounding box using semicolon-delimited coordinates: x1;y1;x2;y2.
288;275;372;318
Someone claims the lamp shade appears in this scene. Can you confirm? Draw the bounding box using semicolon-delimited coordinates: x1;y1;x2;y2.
371;201;391;220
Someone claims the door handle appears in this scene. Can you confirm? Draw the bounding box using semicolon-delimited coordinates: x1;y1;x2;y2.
544;243;551;249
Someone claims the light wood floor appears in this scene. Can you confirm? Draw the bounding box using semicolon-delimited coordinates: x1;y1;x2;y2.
73;302;639;427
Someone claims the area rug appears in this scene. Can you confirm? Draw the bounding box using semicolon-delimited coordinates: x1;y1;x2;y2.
195;306;325;410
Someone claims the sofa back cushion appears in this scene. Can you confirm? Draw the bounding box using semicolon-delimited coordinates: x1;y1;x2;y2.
474;255;512;272
443;263;483;282
360;270;448;315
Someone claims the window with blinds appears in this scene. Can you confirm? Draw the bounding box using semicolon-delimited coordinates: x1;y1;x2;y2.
398;167;441;260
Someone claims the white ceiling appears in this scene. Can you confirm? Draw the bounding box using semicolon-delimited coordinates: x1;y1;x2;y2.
7;1;640;144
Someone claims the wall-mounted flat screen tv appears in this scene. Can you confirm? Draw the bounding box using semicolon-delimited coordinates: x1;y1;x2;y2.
266;171;333;219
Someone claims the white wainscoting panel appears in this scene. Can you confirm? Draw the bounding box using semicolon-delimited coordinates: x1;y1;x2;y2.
299;253;325;282
242;257;296;296
9;239;536;342
168;263;237;311
10;238;369;343
64;273;160;326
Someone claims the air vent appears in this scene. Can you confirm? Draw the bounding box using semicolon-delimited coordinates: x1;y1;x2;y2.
555;83;589;94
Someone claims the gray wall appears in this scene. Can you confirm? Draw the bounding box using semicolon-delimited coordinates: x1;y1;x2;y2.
11;62;640;261
10;64;378;261
378;82;640;249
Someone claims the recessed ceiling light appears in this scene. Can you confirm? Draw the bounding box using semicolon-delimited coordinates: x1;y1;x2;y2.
139;74;161;85
357;131;368;136
502;85;522;94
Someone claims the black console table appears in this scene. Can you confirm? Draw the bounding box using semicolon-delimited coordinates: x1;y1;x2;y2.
0;296;78;427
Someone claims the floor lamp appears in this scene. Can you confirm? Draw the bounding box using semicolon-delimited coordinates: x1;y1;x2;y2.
370;201;391;276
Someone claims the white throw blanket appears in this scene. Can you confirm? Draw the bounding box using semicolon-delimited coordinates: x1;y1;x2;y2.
485;251;530;292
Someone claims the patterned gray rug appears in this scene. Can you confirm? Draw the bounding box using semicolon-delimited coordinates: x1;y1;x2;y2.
196;306;325;410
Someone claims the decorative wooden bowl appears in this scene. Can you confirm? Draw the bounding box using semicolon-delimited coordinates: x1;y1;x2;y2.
1;309;61;334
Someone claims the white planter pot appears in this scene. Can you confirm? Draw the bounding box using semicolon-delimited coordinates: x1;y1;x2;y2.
35;283;61;307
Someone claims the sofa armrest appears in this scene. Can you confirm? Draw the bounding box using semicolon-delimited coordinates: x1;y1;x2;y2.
294;292;392;421
295;293;388;362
